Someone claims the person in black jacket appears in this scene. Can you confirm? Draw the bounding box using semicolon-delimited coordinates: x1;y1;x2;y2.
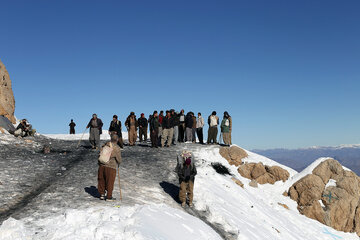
177;152;197;207
86;114;103;149
185;112;193;142
161;110;174;147
178;109;185;142
172;110;180;145
109;115;123;148
69;119;76;134
138;113;148;142
150;111;159;148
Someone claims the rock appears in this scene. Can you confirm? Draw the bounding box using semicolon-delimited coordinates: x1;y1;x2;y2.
237;162;290;185
312;159;344;184
219;146;248;166
251;162;267;179
249;179;258;188
268;166;290;182
282;191;288;197
0;60;15;123
237;163;255;179
0;127;4;134
43;146;51;154
277;203;289;210
289;174;325;206
231;177;244;188
288;158;360;237
300;201;325;224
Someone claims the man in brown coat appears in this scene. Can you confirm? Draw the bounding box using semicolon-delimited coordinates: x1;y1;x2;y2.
98;134;122;201
125;112;138;146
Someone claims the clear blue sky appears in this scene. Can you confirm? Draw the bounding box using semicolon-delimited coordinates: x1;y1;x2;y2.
1;0;359;149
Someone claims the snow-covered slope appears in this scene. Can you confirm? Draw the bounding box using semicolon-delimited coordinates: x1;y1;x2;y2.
0;135;358;240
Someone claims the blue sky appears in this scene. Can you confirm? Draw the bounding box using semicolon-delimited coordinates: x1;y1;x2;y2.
1;0;359;149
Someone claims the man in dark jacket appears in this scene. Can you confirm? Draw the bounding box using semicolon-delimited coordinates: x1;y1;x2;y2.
125;112;138;146
150;111;159;148
185;112;193;142
86;114;103;149
138;113;148;142
178;109;185;142
69;119;76;134
177;151;197;207
161;110;174;147
109;115;123;148
172;110;180;145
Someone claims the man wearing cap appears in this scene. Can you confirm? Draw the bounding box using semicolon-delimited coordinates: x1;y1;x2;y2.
138;113;148;143
86;114;103;149
108;115;124;148
125;112;138;146
177;151;197;207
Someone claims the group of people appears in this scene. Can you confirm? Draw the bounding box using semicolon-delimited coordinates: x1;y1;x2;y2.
76;110;232;150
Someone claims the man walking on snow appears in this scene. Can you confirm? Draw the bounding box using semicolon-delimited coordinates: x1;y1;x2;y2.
98;134;122;201
177;151;197;207
86;114;103;149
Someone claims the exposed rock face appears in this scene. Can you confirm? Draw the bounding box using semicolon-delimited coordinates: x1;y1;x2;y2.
237;162;290;184
288;158;360;236
219;146;248;166
0;60;15;123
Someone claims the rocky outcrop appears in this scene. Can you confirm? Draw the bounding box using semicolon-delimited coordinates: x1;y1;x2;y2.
0;60;15;123
288;158;360;236
237;162;290;184
219;146;248;166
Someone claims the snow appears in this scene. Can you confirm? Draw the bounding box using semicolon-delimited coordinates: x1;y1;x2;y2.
43;130;128;141
0;135;359;240
0;204;220;240
325;179;337;188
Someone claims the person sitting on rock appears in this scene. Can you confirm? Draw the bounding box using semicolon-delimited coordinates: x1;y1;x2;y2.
14;119;36;137
98;134;122;201
177;151;197;207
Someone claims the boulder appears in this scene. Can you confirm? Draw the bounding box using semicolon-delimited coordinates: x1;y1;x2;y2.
249;179;258;188
288;158;360;237
219;146;248;166
237;162;290;185
0;60;15;123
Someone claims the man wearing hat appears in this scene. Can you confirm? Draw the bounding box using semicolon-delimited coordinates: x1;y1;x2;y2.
177;151;197;207
125;112;138;146
108;115;124;148
86;114;103;149
138;113;148;143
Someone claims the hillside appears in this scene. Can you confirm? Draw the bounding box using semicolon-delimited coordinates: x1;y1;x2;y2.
0;133;359;239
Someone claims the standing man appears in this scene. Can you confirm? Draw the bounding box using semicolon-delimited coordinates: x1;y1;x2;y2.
138;113;148;143
172;110;180;145
207;111;219;144
224;111;232;145
161;110;174;147
86;114;103;150
109;115;124;148
196;113;205;144
191;112;197;143
97;134;122;201
178;109;185;142
150;111;159;148
69;119;76;134
185;112;193;142
221;112;231;146
177;151;197;207
125;112;138;146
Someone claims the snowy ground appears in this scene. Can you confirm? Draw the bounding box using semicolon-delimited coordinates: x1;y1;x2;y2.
0;133;359;240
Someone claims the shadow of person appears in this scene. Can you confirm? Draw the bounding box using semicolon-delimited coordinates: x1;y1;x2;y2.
159;181;181;204
84;186;99;198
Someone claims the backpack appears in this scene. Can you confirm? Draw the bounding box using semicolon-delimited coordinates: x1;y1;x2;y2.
175;151;195;172
98;142;113;164
210;115;217;127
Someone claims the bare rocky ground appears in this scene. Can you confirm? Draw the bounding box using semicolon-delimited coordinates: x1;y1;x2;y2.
0;136;233;239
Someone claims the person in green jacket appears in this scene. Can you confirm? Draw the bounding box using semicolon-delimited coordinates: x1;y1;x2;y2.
221;112;231;146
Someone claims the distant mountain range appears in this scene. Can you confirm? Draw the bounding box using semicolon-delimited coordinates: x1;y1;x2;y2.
252;144;360;176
